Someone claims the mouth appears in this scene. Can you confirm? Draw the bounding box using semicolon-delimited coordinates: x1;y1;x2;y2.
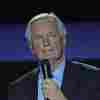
41;48;48;54
41;48;57;58
41;48;55;53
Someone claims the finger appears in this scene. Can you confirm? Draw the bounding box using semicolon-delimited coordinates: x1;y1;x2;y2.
43;79;59;91
45;79;57;84
44;79;58;88
43;79;53;85
41;81;48;91
41;81;48;89
42;79;51;88
42;85;48;98
41;81;49;89
44;79;51;83
41;81;50;98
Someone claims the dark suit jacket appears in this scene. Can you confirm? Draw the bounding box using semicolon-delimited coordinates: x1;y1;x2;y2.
8;60;100;100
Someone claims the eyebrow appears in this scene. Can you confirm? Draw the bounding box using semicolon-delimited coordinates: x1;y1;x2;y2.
33;32;56;35
48;32;57;36
33;33;43;37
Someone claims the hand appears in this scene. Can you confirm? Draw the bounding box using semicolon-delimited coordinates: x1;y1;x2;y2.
41;79;68;100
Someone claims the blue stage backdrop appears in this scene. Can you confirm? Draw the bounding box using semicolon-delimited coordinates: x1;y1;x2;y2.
0;22;100;61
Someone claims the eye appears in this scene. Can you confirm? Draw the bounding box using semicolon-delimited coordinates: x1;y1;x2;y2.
48;32;57;37
34;35;42;39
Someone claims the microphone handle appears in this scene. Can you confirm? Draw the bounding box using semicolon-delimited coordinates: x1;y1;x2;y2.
40;59;52;79
40;59;52;100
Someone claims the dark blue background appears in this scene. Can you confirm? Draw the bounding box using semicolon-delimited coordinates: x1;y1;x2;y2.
0;22;100;61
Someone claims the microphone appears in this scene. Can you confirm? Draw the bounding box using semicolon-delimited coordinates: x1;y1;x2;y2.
40;59;52;79
40;59;52;100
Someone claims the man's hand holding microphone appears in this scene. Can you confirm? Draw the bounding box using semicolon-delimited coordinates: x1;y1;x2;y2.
40;59;67;100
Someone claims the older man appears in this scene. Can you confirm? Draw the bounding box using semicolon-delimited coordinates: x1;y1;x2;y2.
8;12;100;100
25;12;67;100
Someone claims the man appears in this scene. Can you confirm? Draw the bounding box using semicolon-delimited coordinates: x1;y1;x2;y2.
8;12;100;100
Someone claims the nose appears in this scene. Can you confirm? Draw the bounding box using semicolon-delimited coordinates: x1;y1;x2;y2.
42;37;50;47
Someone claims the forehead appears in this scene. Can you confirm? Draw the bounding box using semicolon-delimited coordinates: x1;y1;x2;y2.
31;17;57;33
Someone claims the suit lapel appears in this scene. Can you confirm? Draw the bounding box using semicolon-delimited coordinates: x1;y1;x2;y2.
61;60;80;100
32;69;39;100
61;60;70;95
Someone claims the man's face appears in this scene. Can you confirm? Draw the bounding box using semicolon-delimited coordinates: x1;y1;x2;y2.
31;17;64;60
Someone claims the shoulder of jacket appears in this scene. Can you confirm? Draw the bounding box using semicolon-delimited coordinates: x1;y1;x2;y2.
65;59;100;71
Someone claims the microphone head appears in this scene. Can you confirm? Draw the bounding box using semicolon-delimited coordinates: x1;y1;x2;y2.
40;59;49;64
40;59;52;79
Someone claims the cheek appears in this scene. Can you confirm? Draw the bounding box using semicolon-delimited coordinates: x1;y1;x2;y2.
49;38;58;45
55;39;63;52
34;39;43;48
50;40;61;54
32;41;42;54
32;48;39;55
53;38;61;48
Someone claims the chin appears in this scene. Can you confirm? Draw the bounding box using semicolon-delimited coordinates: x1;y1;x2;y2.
38;50;61;60
48;54;60;60
38;54;56;60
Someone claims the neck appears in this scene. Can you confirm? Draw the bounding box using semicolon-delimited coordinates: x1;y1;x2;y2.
49;54;64;72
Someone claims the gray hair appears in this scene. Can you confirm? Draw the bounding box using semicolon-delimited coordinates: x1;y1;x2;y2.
25;12;68;49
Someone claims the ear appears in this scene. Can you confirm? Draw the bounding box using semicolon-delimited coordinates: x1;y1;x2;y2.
32;48;38;58
59;32;64;46
48;16;56;23
32;48;35;55
59;32;64;40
